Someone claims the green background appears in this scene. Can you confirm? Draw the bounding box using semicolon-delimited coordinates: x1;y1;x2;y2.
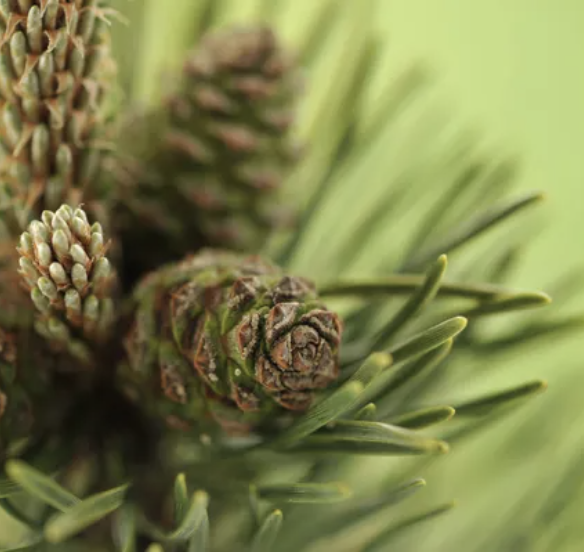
371;4;584;549
380;0;584;291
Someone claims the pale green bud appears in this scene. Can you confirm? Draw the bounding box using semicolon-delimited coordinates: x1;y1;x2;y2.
38;276;58;301
49;262;68;287
70;243;89;265
71;263;88;292
31;287;50;313
88;231;103;257
29;220;48;243
36;241;52;267
71;216;91;244
19;232;34;256
19;257;40;285
51;229;70;260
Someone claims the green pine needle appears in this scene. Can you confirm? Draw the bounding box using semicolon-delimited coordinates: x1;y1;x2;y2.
388;405;456;429
461;292;551;317
144;490;209;543
188;509;210;552
44;485;129;543
254;482;351;504
453;380;548;417
354;403;378;421
251;510;284;552
362;502;456;552
403;192;544;271
113;506;137;552
5;461;79;513
295;420;449;455
390;317;467;364
319;277;537;301
173;473;189;525
279;478;427;552
370;255;448;349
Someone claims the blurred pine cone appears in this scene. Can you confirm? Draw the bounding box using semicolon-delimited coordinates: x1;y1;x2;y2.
116;25;303;282
0;0;114;233
118;250;342;435
169;26;302;245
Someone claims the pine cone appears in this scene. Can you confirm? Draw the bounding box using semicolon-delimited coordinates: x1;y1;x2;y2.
118;250;342;434
0;0;114;232
169;25;302;245
17;204;116;360
115;25;302;281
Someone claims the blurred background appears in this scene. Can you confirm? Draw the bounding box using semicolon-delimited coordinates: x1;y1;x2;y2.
117;0;584;294
110;1;584;550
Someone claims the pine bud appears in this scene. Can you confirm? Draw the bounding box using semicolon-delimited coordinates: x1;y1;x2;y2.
17;205;117;349
119;250;342;434
0;0;115;230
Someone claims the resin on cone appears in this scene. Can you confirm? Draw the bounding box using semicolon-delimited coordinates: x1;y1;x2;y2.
0;0;114;232
119;250;342;434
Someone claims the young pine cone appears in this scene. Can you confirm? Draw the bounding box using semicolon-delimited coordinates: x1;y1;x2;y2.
117;25;302;280
17;204;116;360
118;250;342;435
0;0;114;232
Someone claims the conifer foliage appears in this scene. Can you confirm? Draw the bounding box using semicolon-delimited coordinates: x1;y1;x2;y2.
0;2;573;551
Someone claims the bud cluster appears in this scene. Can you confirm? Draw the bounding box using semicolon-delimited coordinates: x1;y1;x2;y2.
17;205;115;356
0;0;113;227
